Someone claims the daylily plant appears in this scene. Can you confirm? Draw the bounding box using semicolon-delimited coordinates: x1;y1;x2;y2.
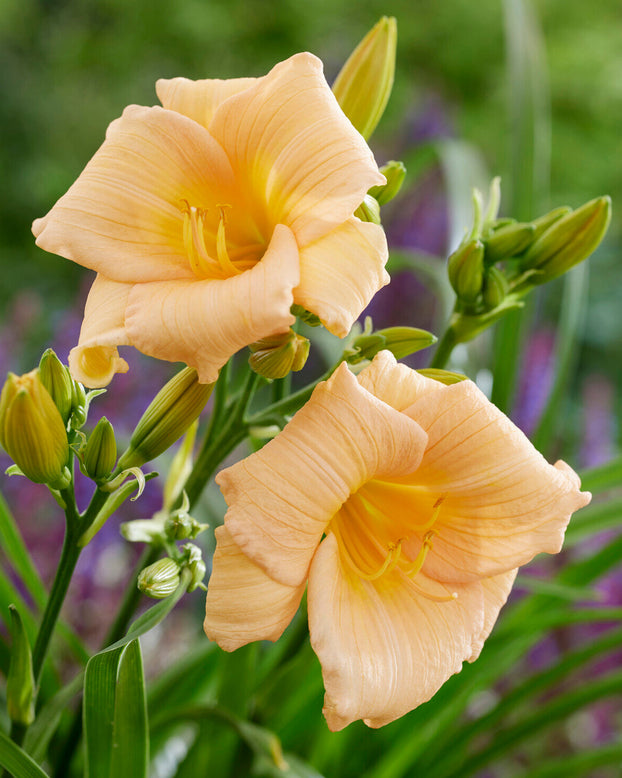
32;53;388;387
204;351;591;730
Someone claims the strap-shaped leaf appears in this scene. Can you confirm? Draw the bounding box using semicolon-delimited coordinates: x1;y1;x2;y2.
0;731;50;778
84;639;148;778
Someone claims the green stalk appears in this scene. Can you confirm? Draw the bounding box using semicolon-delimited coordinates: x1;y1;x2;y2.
428;326;457;370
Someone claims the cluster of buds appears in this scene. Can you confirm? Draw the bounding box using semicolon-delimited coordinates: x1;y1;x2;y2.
445;179;611;344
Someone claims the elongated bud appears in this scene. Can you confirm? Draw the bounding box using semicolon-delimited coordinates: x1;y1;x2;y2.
0;370;69;487
347;327;436;363
482;266;509;310
368;160;406;206
530;206;572;242
138;557;181;599
354;194;381;224
484;222;535;264
7;605;35;726
117;368;214;469
332;16;397;139
39;349;73;424
417;368;467;385
520;196;611;282
448;239;485;304
83;417;117;481
290;305;322;328
249;329;310;379
70;379;88;429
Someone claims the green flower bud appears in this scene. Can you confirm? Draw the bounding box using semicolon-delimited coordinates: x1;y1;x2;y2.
182;543;207;592
484;222;535;264
290;305;322;328
117;368;214;470
83;417;117;481
520;196;611;282
354;194;381;224
7;605;35;726
0;370;69;487
348;328;436;363
482;266;509;310
448;239;485;304
368;160;406;206
137;557;181;599
249;329;310;379
164;493;208;540
417;368;467;385
39;349;73;424
70;379;88;429
332;16;397;140
530;205;572;242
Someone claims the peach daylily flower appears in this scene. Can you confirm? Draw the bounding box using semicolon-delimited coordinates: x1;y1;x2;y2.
32;54;387;387
204;351;591;730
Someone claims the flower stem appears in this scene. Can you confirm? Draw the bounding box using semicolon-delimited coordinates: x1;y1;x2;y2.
428;326;457;370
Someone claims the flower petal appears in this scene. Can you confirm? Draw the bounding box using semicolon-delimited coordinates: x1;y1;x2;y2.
209;53;385;246
124;223;299;383
294;218;389;337
156;76;257;128
467;569;517;662
404;380;591;582
33;105;238;284
357;350;443;411
204;526;305;651
308;533;512;730
68;275;131;387
218;362;428;588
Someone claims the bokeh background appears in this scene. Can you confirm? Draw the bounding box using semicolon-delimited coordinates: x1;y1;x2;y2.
1;0;621;776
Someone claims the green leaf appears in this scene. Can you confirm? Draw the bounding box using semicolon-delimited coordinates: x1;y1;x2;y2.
84;639;148;778
457;668;622;777
527;742;622;778
0;491;47;609
23;673;83;764
0;730;50;778
7;605;36;726
564;497;622;544
579;455;622;494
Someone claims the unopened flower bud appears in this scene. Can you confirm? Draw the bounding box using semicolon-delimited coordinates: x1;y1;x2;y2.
332;16;397;139
118;368;214;469
348;328;436;363
164;493;208;540
70;379;88;429
39;349;73;424
249;329;310;379
138;557;181;599
530;205;572;242
368;160;406;206
482;266;509;310
354;194;381;224
417;368;467;385
520;196;611;282
83;417;117;481
182;543;207;592
290;305;322;328
0;370;69;487
484;222;535;264
448;239;485;304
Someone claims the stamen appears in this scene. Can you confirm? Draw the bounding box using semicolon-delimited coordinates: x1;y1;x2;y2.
180;200;221;278
215;205;241;277
409;579;458;603
333;522;404;581
402;530;436;577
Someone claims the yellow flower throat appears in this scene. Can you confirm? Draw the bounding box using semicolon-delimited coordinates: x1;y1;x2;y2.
332;490;458;603
180;200;263;280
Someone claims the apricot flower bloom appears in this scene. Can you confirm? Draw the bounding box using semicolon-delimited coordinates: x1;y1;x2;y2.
32;54;387;387
204;351;591;730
